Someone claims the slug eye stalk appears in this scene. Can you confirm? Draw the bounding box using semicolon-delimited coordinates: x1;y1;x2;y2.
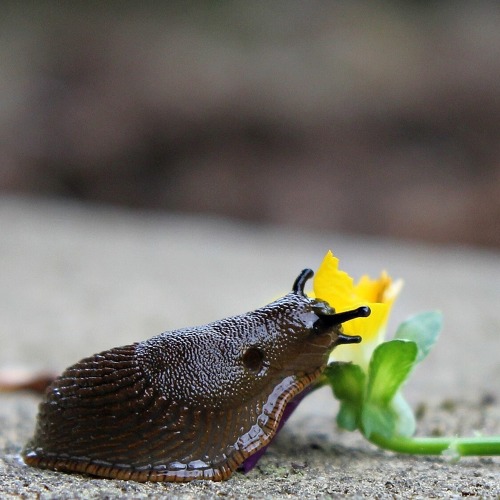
293;268;314;296
336;333;363;346
328;306;371;325
316;306;370;345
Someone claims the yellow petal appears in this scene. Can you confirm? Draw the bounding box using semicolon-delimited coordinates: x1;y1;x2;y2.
313;250;356;311
341;302;390;341
383;278;404;304
313;250;403;371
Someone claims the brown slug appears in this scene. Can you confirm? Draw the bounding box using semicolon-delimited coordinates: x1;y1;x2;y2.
23;269;370;482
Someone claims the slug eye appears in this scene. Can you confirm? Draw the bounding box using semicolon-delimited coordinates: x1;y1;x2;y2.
242;347;265;373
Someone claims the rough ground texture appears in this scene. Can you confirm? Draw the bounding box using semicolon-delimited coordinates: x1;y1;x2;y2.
1;197;499;498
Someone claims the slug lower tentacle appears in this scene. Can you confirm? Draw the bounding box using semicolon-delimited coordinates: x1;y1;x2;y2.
23;268;370;482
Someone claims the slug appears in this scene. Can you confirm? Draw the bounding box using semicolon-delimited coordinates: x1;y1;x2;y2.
23;269;370;482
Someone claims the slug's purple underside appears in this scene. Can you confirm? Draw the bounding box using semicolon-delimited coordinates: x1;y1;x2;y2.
23;269;369;482
239;386;312;473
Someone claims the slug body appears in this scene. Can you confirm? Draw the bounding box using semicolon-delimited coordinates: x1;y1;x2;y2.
23;269;369;482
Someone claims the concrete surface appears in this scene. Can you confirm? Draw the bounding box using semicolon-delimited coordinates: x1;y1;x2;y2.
1;196;499;498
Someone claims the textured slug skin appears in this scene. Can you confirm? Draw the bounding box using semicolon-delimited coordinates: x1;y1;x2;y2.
23;284;350;482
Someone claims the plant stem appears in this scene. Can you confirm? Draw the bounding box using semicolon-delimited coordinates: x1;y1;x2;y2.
369;432;500;457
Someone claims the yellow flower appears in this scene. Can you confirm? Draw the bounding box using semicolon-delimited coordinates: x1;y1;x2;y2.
313;250;403;370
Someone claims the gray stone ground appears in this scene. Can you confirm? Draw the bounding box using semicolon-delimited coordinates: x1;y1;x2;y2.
1;196;499;498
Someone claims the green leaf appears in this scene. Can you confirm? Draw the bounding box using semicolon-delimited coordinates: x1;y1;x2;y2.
391;391;416;437
359;313;441;440
366;340;418;407
394;311;442;363
337;402;359;431
325;362;366;432
361;392;417;439
362;403;397;439
361;340;418;438
325;362;365;405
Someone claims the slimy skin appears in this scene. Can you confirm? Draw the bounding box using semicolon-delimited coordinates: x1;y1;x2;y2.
23;269;369;482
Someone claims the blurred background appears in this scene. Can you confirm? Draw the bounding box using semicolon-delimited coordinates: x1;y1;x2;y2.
1;1;499;248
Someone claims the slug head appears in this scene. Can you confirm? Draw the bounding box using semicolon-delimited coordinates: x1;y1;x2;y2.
293;267;370;348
